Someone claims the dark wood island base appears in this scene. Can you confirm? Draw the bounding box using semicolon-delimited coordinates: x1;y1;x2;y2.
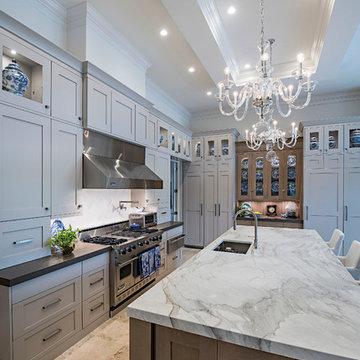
129;318;293;360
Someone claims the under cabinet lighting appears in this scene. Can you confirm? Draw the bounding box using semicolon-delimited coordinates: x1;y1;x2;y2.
160;28;168;37
10;49;16;55
188;67;195;73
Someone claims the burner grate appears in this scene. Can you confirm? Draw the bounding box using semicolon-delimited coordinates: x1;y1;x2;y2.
83;236;128;246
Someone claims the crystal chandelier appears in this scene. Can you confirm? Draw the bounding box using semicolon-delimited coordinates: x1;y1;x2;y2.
215;0;317;159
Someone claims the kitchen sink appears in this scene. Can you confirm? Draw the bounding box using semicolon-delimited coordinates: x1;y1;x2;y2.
213;240;251;254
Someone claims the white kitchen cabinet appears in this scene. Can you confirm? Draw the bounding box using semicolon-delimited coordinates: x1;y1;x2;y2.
51;120;83;217
203;172;217;247
324;124;343;155
147;114;158;149
0;217;50;269
111;90;136;142
184;173;204;247
343;167;360;254
135;106;157;148
344;122;360;153
192;137;204;162
0;104;50;221
304;168;343;247
158;119;170;153
304;126;324;157
170;128;178;154
204;135;218;161
204;134;234;162
0;29;51;116
85;76;111;133
217;171;234;236
51;62;82;126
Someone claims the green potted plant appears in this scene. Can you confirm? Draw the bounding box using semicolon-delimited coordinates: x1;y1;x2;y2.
49;225;79;255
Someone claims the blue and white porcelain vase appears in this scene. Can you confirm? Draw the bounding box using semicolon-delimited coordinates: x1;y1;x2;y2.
2;59;29;96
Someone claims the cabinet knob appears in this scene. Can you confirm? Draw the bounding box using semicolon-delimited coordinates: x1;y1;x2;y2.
45;105;49;109
320;149;322;152
282;189;285;192
345;147;348;150
45;207;49;211
77;205;83;209
78;117;82;121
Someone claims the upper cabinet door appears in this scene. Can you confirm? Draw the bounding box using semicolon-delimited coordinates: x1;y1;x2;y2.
111;90;135;142
304;126;323;156
345;122;360;153
192;137;203;161
237;152;251;201
324;124;343;155
281;149;302;201
135;105;149;145
86;76;111;133
204;136;218;161
158;119;170;153
147;114;158;149
51;121;83;217
51;62;82;125
0;30;51;116
0;104;50;221
217;135;233;160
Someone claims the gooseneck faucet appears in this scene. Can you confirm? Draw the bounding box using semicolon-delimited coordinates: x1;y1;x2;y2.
233;209;259;249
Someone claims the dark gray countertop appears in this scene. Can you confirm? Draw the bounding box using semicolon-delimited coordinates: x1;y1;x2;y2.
149;221;184;232
0;241;110;287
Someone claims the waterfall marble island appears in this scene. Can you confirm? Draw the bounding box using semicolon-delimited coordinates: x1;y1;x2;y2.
127;226;360;360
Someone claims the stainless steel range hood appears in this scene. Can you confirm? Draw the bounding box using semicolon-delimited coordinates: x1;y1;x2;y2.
83;130;163;189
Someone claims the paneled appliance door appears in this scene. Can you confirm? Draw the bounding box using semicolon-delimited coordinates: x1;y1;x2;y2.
217;172;234;237
203;172;217;247
184;173;204;247
304;168;343;246
343;167;360;254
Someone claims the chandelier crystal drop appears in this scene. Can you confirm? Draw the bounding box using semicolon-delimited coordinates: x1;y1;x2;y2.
215;0;317;159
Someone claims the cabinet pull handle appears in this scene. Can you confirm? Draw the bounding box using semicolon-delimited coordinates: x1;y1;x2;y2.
78;116;82;121
43;328;61;342
214;204;217;216
200;203;203;216
77;204;83;209
42;298;62;310
305;206;309;221
344;206;348;221
90;277;103;286
13;238;33;245
161;212;167;215
172;256;178;260
218;204;220;214
90;302;104;312
44;105;49;109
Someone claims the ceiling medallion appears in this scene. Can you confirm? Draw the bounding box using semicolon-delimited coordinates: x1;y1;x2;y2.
216;0;318;161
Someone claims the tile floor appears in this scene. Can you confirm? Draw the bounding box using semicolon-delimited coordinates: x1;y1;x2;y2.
56;247;200;360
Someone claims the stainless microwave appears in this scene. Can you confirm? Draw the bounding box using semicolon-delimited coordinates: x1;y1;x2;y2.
129;212;157;228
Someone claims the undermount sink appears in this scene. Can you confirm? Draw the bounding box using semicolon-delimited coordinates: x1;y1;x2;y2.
213;240;251;254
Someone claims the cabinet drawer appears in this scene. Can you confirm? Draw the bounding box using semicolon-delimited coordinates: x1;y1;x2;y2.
12;277;81;340
0;217;51;270
218;159;233;172
304;156;323;169
166;248;183;271
83;289;109;328
345;152;360;167
82;265;109;301
324;154;343;168
165;226;183;240
82;252;109;274
204;161;217;172
13;305;81;360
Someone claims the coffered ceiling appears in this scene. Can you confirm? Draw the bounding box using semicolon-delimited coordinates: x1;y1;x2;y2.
57;0;360;115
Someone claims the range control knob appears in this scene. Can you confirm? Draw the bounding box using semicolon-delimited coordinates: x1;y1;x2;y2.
154;236;158;240
159;235;162;240
127;247;132;252
138;242;143;246
144;240;149;245
131;245;136;250
121;249;126;255
150;237;155;241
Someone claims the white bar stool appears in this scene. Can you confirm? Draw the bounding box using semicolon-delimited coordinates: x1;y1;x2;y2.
327;229;344;256
337;240;360;282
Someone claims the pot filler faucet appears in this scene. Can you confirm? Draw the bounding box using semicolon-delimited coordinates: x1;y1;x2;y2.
233;209;259;249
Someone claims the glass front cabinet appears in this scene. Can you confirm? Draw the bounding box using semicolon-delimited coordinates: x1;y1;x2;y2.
192;137;204;161
204;135;233;161
345;123;360;153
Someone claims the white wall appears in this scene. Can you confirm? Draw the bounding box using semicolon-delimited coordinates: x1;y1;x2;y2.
57;189;141;230
190;91;360;139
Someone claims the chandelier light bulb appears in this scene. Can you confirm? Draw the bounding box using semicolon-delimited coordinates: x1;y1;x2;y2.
288;84;293;92
224;67;230;75
261;53;269;61
297;53;305;63
273;120;278;126
233;91;238;98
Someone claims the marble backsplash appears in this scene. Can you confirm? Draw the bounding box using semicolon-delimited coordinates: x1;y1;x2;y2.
55;189;144;230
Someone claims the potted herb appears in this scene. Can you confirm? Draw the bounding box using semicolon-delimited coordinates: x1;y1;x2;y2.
49;225;79;255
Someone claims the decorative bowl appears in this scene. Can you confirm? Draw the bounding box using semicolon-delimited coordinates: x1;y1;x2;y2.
288;168;296;180
287;155;296;167
2;59;29;96
241;182;248;193
271;181;279;193
329;140;336;149
222;145;229;155
241;170;248;180
271;168;279;179
209;146;215;156
271;157;279;168
256;169;263;180
241;158;248;169
256;158;263;168
350;129;360;147
196;143;201;157
288;182;296;196
310;141;319;150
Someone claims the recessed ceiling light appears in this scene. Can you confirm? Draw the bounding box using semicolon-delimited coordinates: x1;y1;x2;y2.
188;67;195;73
206;91;212;96
160;28;168;37
10;49;16;55
244;64;251;69
227;6;236;15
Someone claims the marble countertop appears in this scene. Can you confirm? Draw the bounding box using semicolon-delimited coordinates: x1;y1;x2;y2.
127;226;360;360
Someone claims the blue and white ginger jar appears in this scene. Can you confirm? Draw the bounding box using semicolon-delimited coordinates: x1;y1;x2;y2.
2;59;29;96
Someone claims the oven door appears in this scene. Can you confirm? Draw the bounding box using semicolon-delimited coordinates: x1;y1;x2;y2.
115;258;136;296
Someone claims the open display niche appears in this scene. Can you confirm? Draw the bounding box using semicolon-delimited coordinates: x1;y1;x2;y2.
159;124;169;149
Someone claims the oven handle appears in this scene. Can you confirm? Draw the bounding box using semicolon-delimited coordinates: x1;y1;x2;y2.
134;244;162;278
115;258;136;267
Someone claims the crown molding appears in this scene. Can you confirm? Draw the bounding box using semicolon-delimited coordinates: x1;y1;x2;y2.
310;0;335;73
35;0;67;27
146;78;191;126
67;2;151;72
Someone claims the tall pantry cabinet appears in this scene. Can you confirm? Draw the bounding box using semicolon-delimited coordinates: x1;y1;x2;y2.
184;129;239;248
303;121;360;254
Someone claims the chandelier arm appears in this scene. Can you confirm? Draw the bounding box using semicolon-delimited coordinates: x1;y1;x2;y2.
234;98;250;121
218;101;235;116
277;80;302;104
290;92;312;110
275;94;292;117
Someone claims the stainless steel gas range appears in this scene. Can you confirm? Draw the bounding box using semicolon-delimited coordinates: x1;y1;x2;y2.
80;222;163;314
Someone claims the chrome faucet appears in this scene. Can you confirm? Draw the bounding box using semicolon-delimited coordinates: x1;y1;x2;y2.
233;209;259;249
